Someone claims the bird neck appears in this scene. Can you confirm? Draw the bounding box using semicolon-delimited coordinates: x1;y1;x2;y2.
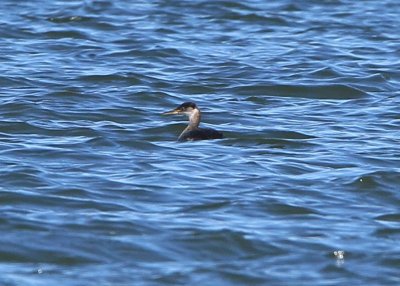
178;108;201;140
187;108;201;129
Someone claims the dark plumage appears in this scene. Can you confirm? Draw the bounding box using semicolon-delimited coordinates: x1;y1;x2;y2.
179;128;223;141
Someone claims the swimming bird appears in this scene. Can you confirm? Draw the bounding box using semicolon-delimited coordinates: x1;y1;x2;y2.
163;102;223;141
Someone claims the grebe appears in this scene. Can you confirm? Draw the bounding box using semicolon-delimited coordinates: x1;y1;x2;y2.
163;102;223;141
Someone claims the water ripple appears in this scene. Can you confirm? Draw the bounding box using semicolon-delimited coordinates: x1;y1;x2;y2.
1;0;399;285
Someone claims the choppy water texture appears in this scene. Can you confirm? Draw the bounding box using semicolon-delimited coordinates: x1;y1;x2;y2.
1;0;400;285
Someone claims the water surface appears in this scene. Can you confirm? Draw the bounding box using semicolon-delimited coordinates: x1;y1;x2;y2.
1;0;399;285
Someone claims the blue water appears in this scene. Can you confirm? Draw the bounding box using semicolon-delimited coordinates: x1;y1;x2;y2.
1;0;399;285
